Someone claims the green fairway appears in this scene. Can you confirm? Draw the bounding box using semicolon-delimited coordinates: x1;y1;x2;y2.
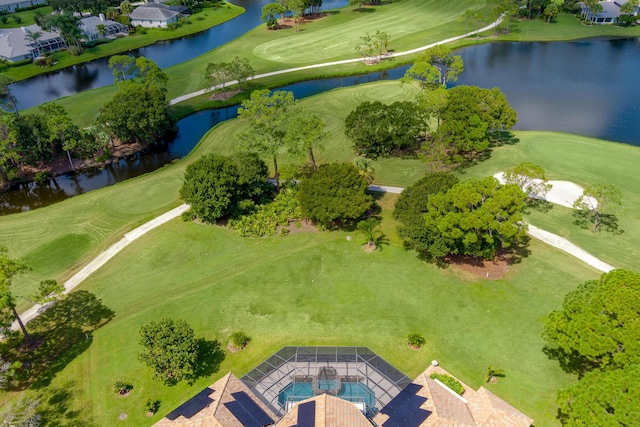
6;193;598;426
461;131;640;270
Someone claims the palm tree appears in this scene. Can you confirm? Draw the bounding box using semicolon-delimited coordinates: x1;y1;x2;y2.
24;30;43;57
96;23;107;39
353;157;375;184
485;366;505;383
120;1;133;16
357;218;383;249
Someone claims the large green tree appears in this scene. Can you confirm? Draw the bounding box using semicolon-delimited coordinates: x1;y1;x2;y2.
556;364;640;426
423;177;527;259
180;154;243;224
237;89;295;186
402;45;464;89
543;269;640;374
138;318;199;385
298;163;372;227
434;85;517;163
345;101;425;159
393;172;459;258
95;81;174;146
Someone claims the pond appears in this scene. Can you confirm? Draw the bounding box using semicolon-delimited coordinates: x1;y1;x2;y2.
2;38;639;214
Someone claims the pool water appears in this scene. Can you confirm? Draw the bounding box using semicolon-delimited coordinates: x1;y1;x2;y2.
278;381;375;409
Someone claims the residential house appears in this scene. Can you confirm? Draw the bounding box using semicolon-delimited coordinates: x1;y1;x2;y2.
129;1;187;29
0;24;65;63
581;0;639;24
0;0;46;13
80;14;129;41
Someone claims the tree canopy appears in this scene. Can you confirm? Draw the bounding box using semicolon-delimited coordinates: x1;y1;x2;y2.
504;162;552;200
344;101;425;159
423;177;527;259
434;85;517;164
543;269;640;374
237;89;295;185
402;45;463;89
180;153;271;223
298;163;372;227
573;183;622;232
138;318;199;385
556;363;640;426
393;172;459;258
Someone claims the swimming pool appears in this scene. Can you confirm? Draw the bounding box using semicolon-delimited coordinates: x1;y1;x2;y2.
278;381;376;409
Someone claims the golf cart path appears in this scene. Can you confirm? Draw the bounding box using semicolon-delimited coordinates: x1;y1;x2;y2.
14;182;614;329
169;18;503;105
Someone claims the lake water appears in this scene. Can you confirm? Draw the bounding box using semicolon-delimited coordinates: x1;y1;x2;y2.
2;38;639;213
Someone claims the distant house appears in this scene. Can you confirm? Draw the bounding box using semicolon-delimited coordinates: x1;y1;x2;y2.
580;0;639;24
129;1;189;28
0;24;65;63
0;0;46;13
80;14;129;41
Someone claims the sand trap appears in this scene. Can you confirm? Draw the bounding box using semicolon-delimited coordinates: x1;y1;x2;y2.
493;172;597;209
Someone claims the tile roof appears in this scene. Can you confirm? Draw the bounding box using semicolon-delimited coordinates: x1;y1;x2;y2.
276;394;372;427
0;24;63;61
154;372;277;427
130;2;179;21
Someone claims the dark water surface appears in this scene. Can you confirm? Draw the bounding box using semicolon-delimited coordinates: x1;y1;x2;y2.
11;0;350;110
3;38;640;213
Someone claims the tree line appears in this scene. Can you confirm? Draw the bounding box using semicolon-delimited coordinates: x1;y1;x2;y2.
0;56;174;190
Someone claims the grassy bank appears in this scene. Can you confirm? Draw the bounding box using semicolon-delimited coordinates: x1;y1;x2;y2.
1;3;244;82
0;6;52;28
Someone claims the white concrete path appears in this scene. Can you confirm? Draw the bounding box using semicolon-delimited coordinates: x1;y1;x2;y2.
169;18;503;105
15;178;614;328
13;204;190;329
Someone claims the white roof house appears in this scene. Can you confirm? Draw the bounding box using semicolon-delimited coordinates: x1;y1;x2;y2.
129;2;182;28
0;24;65;62
0;0;46;13
80;15;129;41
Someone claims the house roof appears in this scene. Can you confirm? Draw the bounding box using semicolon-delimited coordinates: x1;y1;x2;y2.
276;394;372;427
80;16;128;35
153;372;278;427
0;0;45;7
0;24;63;60
372;365;533;427
130;2;179;21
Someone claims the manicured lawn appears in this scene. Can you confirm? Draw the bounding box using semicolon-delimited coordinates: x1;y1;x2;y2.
0;6;51;28
1;3;244;81
4;192;597;426
461;131;640;270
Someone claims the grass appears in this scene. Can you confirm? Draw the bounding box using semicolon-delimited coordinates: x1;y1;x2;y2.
460;131;640;270
1;3;244;82
1;193;599;426
0;6;52;28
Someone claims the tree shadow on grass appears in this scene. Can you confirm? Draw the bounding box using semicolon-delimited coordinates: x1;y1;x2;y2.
2;291;114;390
192;338;225;383
542;346;593;378
37;381;98;427
572;211;624;234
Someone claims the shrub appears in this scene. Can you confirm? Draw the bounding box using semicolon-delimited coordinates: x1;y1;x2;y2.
0;16;8;24
135;25;147;35
67;45;80;56
229;187;302;238
114;380;133;395
12;15;21;24
429;373;464;395
407;332;426;348
230;331;250;349
145;398;160;414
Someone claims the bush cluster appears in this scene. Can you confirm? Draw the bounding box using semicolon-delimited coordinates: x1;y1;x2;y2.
429;373;464;395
